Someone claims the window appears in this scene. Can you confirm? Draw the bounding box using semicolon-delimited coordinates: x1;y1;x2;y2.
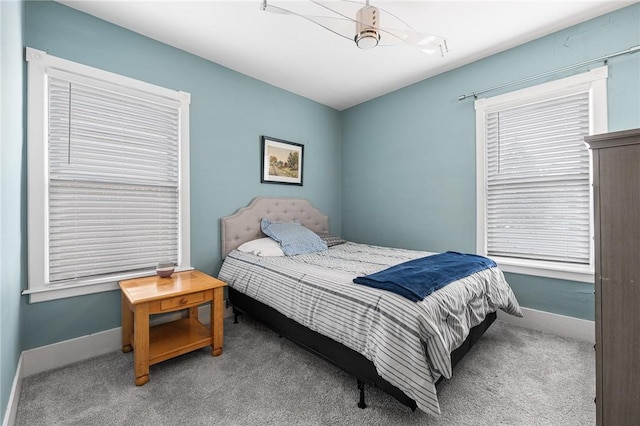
475;66;608;282
26;48;191;302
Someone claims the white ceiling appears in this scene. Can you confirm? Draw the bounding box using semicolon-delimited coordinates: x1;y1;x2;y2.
58;0;634;110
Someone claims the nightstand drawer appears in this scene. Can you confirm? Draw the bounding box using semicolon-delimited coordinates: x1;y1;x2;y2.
160;292;205;311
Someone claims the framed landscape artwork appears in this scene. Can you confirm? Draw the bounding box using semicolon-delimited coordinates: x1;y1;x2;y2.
260;136;304;186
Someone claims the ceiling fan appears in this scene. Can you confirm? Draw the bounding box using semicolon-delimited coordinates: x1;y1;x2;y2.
260;0;449;56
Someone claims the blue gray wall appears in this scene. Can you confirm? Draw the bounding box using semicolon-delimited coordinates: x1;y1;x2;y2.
342;4;640;321
2;5;638;413
1;0;25;421
21;1;343;350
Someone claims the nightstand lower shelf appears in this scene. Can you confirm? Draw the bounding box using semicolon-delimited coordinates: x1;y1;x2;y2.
148;317;212;365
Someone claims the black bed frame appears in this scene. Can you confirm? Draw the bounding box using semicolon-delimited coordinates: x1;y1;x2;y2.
229;286;497;411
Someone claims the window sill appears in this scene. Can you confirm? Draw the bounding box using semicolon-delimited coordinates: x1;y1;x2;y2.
492;256;594;283
23;267;194;303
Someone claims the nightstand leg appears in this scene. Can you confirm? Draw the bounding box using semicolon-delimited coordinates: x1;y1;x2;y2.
134;303;150;385
211;287;224;356
189;306;198;320
121;293;133;353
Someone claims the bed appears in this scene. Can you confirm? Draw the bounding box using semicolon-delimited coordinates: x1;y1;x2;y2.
217;197;522;416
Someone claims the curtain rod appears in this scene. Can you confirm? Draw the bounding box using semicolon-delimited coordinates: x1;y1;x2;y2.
458;45;640;101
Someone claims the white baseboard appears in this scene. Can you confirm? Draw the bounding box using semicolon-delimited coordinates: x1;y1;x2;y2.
2;354;23;426
497;307;594;343
22;327;122;378
22;303;232;378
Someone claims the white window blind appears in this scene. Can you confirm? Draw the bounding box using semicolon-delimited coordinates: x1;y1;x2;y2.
48;75;180;283
26;47;191;302
485;92;591;265
477;66;607;282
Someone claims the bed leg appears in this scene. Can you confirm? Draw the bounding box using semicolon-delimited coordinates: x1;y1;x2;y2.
357;380;367;409
232;307;239;324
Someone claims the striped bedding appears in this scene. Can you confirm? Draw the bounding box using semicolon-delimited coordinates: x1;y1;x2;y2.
218;242;522;415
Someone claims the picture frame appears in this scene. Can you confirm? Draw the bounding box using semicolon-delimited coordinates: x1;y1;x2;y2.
260;136;304;186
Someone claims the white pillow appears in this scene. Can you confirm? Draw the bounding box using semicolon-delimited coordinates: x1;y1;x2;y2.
237;238;285;257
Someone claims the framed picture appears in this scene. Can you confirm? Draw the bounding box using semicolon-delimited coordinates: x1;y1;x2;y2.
260;136;304;186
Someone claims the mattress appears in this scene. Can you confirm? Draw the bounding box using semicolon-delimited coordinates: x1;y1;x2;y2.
218;242;522;415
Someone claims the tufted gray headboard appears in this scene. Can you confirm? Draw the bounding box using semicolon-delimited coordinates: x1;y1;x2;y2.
221;197;329;258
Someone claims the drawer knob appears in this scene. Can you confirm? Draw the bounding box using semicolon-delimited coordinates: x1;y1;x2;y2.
180;297;188;305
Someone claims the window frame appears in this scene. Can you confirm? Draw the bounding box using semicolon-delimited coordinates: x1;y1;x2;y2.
475;66;608;283
25;47;191;302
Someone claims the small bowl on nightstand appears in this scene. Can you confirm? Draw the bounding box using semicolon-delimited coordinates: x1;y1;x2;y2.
156;262;175;278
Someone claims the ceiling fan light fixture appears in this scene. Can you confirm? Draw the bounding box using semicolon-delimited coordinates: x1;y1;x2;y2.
355;29;380;49
262;0;448;56
354;4;380;49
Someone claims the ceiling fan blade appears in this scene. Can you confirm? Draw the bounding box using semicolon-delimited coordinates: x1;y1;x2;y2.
302;15;355;41
310;0;363;20
377;28;444;50
376;27;419;46
262;1;353;41
260;2;291;15
416;35;438;46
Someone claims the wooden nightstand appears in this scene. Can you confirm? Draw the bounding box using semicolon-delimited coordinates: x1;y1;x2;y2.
119;270;227;386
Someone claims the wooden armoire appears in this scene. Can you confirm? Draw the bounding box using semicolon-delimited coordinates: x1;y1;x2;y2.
585;128;640;426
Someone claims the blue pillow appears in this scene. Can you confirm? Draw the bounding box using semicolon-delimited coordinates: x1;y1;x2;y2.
261;219;328;256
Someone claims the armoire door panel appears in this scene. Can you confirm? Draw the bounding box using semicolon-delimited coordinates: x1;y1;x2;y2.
587;129;640;426
596;143;640;425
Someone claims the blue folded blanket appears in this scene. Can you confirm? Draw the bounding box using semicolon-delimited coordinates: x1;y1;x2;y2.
353;251;497;302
